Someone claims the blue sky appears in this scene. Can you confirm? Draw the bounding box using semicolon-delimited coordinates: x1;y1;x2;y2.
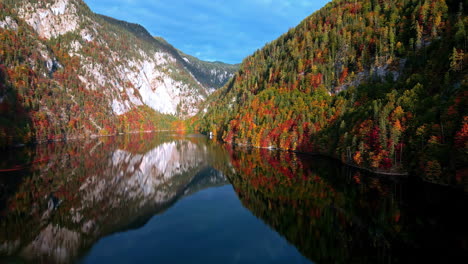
84;0;330;64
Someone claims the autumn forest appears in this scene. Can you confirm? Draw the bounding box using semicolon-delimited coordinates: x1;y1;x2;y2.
198;0;467;188
0;0;467;189
1;0;468;262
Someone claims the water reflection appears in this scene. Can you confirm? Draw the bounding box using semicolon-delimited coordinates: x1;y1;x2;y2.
0;134;466;263
0;133;230;263
223;145;468;263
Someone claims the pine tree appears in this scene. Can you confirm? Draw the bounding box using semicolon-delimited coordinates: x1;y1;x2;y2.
450;47;464;71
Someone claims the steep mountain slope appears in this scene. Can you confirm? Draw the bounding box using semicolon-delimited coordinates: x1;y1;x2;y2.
199;0;467;187
176;49;239;91
99;16;238;90
0;0;236;146
152;36;239;90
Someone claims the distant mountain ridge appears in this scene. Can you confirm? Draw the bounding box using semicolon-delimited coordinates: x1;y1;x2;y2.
176;49;239;91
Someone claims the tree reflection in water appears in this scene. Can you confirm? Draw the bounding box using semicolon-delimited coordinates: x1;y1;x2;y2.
224;145;468;263
0;134;466;263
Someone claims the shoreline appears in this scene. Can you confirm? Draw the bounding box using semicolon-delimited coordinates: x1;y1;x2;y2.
222;139;467;191
4;131;409;177
225;140;410;177
2;130;188;149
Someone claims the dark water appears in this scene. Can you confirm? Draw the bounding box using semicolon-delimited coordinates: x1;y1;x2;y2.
0;133;467;263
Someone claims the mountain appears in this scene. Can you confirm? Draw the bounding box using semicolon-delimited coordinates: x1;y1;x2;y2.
175;48;239;91
199;0;467;187
96;16;238;90
0;0;237;146
151;36;239;91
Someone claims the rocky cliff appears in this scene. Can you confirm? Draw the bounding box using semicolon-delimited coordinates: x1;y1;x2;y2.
0;0;237;145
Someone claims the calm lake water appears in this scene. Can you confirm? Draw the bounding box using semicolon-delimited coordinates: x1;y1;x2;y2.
0;133;467;263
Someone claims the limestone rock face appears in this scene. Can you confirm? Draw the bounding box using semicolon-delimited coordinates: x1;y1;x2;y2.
2;0;237;132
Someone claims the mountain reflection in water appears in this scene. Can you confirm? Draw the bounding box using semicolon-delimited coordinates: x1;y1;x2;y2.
0;133;230;263
0;133;466;263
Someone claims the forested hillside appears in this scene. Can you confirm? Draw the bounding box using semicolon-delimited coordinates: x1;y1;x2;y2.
199;0;467;187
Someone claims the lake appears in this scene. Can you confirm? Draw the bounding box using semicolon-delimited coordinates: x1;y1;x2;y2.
0;133;467;263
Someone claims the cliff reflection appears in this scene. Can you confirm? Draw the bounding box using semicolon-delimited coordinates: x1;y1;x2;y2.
0;133;229;263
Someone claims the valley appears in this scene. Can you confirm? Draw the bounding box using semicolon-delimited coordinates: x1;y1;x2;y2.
0;0;467;261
